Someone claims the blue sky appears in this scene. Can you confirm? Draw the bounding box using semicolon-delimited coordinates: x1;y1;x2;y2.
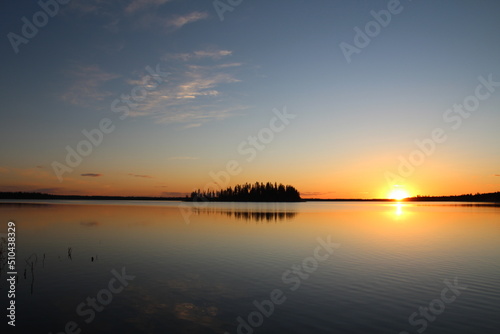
1;0;499;198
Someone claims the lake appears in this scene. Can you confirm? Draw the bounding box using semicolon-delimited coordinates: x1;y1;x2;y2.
0;201;499;333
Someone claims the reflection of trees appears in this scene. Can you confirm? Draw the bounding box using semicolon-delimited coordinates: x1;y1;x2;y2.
190;207;298;223
226;211;297;222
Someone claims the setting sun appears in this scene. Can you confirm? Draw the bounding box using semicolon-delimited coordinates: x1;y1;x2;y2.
388;188;410;201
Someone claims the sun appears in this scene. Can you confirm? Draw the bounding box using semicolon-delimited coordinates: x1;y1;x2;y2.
388;188;410;201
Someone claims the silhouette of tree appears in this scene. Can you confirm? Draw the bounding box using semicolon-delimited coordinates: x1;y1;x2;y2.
189;182;302;202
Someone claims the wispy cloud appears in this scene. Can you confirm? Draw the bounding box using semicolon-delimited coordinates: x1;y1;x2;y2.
123;49;246;127
128;173;153;178
177;72;239;99
494;174;500;177
164;50;233;62
194;50;232;59
68;1;205;34
215;62;243;69
183;123;202;129
166;11;208;29
59;48;246;127
81;173;102;177
61;64;119;106
132;11;208;32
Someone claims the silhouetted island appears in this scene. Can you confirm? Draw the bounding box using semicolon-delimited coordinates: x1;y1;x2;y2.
188;182;303;202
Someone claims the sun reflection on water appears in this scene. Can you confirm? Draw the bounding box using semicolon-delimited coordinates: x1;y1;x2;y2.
393;202;405;217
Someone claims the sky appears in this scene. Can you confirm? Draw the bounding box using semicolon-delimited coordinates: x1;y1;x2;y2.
1;0;499;199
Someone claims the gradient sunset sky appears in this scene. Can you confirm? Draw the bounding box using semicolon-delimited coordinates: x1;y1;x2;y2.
1;0;499;199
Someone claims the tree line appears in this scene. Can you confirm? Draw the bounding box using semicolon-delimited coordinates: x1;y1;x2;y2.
409;192;500;202
189;182;302;202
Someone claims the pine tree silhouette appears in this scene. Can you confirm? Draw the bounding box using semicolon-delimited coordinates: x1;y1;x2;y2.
190;182;302;202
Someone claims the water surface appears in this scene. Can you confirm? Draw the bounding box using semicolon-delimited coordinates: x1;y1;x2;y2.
0;201;499;333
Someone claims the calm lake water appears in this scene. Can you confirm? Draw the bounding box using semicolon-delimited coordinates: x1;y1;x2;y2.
0;201;499;333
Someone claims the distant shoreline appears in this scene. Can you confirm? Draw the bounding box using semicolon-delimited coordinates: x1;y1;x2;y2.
1;191;499;203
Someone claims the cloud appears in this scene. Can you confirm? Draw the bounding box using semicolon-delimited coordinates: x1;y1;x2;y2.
169;156;199;160
0;167;8;174
128;174;153;178
175;72;239;99
57;48;244;128
166;11;208;29
123;49;246;127
215;62;243;69
81;173;102;177
193;50;232;59
164;50;233;62
61;64;119;106
494;174;500;177
68;1;202;34
183;123;202;129
131;11;208;33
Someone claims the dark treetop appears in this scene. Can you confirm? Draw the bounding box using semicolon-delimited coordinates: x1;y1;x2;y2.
189;182;302;202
